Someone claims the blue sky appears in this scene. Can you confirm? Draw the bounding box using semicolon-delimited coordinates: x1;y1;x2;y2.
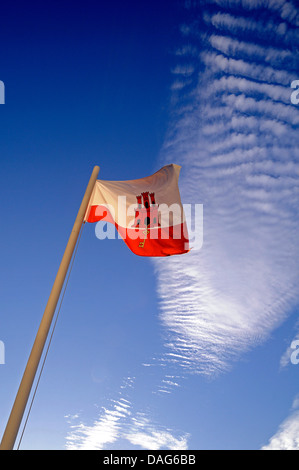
1;0;299;450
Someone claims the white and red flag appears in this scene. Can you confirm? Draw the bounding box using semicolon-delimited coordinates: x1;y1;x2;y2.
85;164;189;257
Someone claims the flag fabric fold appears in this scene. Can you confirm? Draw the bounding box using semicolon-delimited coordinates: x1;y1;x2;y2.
85;164;189;257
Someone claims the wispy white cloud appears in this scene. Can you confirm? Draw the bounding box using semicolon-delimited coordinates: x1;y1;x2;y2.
155;0;299;377
261;397;299;450
171;64;196;76
65;397;132;450
222;94;299;126
65;377;188;450
201;51;296;86
124;413;189;450
204;11;298;44
206;76;291;104
205;0;299;27
202;115;293;139
175;44;199;57
208;34;298;70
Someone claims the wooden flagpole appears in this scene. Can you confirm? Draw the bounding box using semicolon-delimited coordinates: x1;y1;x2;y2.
0;165;100;450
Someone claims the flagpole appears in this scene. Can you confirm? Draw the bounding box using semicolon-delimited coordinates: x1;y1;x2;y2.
0;165;100;450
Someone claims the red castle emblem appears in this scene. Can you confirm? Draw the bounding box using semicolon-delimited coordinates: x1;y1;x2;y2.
133;191;159;228
133;192;160;248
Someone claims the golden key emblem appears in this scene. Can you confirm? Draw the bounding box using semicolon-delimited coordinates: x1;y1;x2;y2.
139;229;150;248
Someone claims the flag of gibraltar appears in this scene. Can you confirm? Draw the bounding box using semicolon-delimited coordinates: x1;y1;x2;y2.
85;164;189;257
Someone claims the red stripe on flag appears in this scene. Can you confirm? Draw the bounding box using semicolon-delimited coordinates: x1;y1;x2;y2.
86;205;189;257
